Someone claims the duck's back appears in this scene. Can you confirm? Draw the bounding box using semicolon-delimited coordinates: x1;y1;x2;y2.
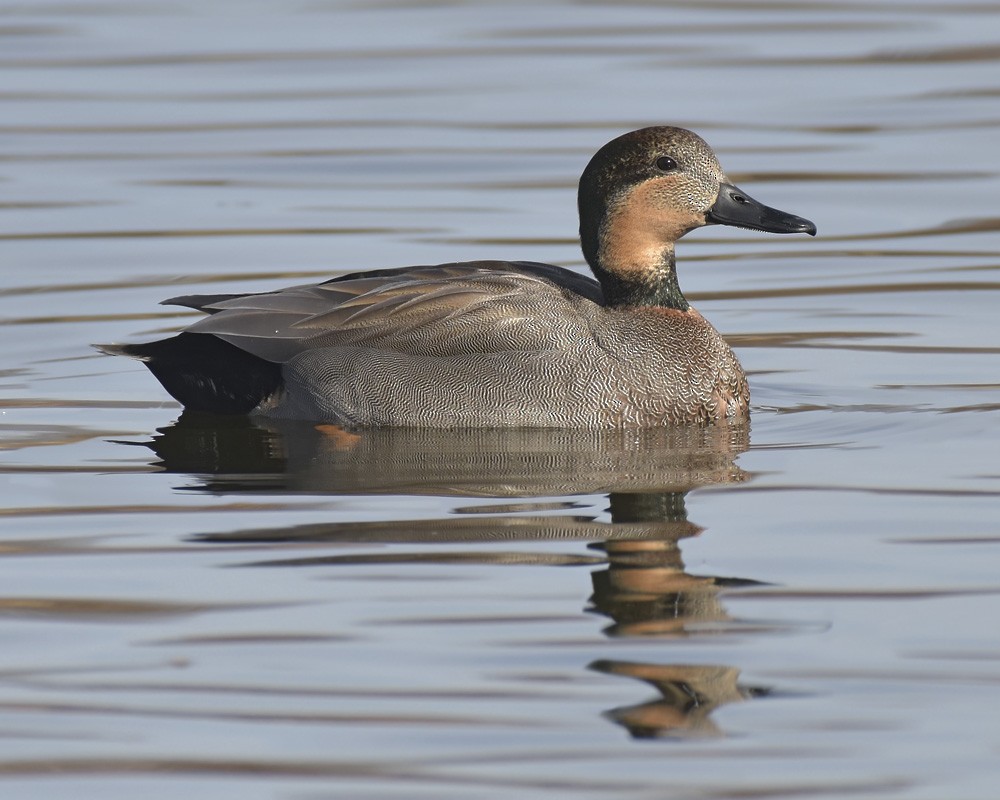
120;261;746;427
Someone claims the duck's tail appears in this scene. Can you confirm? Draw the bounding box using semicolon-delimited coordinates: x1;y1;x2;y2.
95;333;283;415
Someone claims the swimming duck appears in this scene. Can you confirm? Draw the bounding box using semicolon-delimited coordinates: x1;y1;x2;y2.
102;126;815;427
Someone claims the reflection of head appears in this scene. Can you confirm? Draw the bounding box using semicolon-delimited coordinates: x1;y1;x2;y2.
588;519;731;639
591;660;769;739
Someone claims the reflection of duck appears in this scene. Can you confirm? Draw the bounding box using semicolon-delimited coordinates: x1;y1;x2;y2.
588;490;764;638
590;660;770;739
587;490;771;737
101;127;814;426
133;416;768;736
140;416;749;567
142;413;749;497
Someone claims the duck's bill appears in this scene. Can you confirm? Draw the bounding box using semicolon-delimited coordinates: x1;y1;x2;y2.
706;183;817;235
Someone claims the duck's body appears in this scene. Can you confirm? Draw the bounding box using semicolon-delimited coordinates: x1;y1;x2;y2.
103;127;814;428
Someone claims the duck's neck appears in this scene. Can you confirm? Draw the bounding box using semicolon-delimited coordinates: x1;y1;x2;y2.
590;246;690;311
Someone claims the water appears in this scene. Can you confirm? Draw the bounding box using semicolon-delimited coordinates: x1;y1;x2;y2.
3;0;1000;797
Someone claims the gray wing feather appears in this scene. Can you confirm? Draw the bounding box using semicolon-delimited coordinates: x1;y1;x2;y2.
182;265;600;364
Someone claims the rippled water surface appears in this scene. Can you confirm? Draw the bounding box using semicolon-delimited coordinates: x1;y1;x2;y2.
3;1;1000;798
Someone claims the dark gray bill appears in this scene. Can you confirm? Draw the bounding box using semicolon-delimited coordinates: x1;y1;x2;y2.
706;182;816;235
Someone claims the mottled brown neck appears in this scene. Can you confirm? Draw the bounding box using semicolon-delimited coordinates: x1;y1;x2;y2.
579;179;693;311
590;247;690;311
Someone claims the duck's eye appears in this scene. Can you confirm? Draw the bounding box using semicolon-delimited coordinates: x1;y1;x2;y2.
655;156;678;172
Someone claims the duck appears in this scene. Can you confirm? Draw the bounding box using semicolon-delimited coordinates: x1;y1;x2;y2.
101;126;815;427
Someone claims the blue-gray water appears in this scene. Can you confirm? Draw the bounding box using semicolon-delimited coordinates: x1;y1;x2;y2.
3;1;1000;798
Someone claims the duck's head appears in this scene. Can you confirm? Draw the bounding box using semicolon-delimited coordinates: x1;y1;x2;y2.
578;126;815;307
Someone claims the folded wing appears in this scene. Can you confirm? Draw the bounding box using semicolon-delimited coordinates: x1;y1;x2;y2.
177;261;604;364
